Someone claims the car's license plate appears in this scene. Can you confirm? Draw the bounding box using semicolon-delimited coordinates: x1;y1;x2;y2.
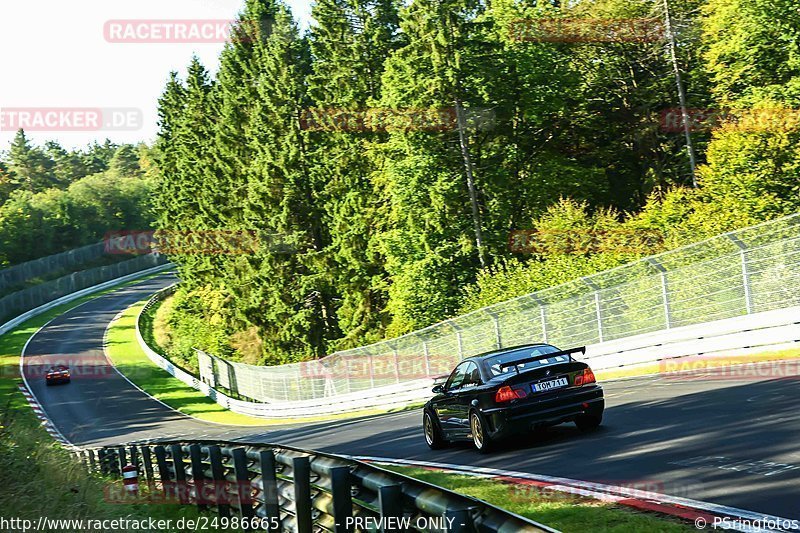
532;377;568;392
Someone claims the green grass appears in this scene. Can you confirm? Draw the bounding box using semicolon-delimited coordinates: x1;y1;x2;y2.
104;300;266;426
0;405;228;531
380;466;695;532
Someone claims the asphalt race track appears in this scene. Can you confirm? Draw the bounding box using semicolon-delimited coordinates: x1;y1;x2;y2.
20;275;800;520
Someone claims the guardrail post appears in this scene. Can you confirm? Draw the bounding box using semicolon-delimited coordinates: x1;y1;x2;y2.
169;445;189;504
292;456;313;533
141;447;156;494
378;484;402;533
582;278;604;343
443;509;472;533
258;450;281;532
330;466;352;533
648;259;672;329
87;449;97;472
97;449;109;475
154;445;174;502
116;446;127;476
128;446;139;474
189;444;208;511
232;448;254;520
728;234;753;314
208;445;230;518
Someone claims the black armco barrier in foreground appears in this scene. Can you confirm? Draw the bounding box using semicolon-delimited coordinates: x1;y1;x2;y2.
77;440;557;533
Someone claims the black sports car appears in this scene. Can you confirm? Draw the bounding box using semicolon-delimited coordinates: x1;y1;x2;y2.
423;343;604;452
45;365;71;385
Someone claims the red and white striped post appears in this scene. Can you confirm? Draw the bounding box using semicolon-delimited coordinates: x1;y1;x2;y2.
122;464;139;497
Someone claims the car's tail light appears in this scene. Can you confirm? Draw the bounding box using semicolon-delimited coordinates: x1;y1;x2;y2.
495;386;527;403
574;368;596;386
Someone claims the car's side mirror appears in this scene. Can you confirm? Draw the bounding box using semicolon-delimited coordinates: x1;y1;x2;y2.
432;384;444;394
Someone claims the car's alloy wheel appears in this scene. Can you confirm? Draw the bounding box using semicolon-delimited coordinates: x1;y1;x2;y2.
423;411;446;449
470;411;492;453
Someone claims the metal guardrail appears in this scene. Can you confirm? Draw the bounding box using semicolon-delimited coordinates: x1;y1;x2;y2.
0;241;108;292
0;252;169;325
78;441;555;533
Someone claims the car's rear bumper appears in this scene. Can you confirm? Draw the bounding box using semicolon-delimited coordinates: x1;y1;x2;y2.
45;377;70;385
482;385;604;439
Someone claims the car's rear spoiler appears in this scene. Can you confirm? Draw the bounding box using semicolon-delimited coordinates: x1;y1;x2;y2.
498;346;586;371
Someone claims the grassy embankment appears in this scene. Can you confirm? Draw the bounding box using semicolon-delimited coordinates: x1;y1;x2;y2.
0;274;224;530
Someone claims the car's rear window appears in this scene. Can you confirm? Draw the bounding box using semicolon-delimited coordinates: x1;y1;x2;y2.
484;345;568;377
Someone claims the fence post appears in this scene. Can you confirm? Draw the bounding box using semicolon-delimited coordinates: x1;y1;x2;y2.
530;295;548;343
582;278;604;343
728;234;753;314
648;259;672;329
422;340;431;378
330;466;353;533
232;448;254;519
367;353;375;388
258;450;281;532
448;320;464;359
485;310;502;349
392;345;401;383
292;456;313;533
207;445;230;518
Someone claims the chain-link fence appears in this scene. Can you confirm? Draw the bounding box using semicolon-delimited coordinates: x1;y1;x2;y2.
195;214;800;404
0;253;168;325
0;241;112;295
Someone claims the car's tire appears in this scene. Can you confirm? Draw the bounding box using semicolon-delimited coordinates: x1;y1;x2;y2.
470;411;494;453
575;413;602;432
423;410;447;449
